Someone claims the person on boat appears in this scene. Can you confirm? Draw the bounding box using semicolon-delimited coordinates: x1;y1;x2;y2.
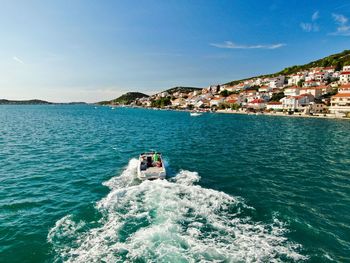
153;152;162;167
146;156;153;167
153;152;159;162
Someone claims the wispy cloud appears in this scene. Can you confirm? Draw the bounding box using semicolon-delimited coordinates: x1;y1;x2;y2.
330;13;350;36
312;11;319;21
210;41;285;50
13;56;25;64
300;11;319;32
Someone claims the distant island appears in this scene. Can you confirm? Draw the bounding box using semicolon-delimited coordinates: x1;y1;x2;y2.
0;99;52;105
0;99;86;105
99;50;350;119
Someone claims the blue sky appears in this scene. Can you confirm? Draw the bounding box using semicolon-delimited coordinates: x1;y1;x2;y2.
1;0;350;102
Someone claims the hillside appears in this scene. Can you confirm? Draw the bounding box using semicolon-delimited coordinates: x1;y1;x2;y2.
98;92;149;105
225;49;350;86
0;99;52;105
160;86;202;95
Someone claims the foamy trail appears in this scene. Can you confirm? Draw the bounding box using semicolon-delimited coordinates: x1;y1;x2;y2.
48;159;307;262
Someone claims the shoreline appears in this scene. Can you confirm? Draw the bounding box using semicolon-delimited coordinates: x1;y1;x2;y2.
215;109;350;120
110;105;350;120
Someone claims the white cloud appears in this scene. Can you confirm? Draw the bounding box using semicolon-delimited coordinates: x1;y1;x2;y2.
210;41;285;50
300;11;320;32
333;13;348;24
300;22;319;32
312;11;319;21
13;56;25;64
300;23;312;32
331;13;350;36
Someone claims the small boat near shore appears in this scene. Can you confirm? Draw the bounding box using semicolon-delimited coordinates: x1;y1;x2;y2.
137;152;166;180
190;111;202;116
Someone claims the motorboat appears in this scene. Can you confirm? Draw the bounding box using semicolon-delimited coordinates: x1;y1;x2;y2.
137;152;166;180
190;111;202;116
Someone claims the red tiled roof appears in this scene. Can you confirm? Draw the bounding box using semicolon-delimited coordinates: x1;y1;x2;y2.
267;102;282;105
250;99;265;103
340;71;350;75
332;93;350;98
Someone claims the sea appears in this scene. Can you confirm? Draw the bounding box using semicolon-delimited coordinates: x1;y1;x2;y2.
0;105;349;262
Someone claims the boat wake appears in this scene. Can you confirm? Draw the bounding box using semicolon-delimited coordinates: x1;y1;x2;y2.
48;159;307;262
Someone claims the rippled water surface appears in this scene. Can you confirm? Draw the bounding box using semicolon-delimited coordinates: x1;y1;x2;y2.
0;105;349;262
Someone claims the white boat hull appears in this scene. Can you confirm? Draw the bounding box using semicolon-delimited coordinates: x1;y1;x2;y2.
137;152;166;180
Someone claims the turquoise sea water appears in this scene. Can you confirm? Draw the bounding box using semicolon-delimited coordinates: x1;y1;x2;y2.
0;105;349;262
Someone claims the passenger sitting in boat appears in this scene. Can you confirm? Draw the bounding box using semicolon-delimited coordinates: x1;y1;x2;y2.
146;156;153;167
153;152;159;162
153;153;162;167
155;159;162;167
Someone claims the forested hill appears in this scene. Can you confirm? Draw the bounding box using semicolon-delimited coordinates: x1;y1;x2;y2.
225;49;350;86
98;92;149;105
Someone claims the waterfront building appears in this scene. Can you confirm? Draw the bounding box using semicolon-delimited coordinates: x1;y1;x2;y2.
308;102;327;113
209;97;224;107
329;93;350;117
247;99;266;110
266;101;283;111
280;94;314;111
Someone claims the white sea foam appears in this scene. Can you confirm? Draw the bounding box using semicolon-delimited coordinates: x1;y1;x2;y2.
48;158;307;262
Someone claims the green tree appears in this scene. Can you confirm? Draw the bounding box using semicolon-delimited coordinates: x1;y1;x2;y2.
220;90;230;97
335;62;342;72
270;92;285;102
231;103;240;110
297;79;305;87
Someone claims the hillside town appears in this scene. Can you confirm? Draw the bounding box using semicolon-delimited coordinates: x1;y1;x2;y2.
129;65;350;118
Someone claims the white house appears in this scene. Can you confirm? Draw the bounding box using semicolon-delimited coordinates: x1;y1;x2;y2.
338;84;350;93
340;72;350;84
299;87;324;99
343;65;350;72
303;80;321;87
160;91;169;98
209;97;225;107
323;66;336;73
329;93;350;117
247;99;266;110
269;76;285;88
314;72;329;82
171;98;186;107
280;94;314;111
266;101;283;111
258;85;271;92
288;74;305;86
284;86;300;96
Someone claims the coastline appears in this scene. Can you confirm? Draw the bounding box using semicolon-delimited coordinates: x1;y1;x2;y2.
108;105;350;120
215;109;350;120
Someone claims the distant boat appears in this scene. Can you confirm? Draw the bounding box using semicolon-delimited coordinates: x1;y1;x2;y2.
190;111;202;116
137;152;166;180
